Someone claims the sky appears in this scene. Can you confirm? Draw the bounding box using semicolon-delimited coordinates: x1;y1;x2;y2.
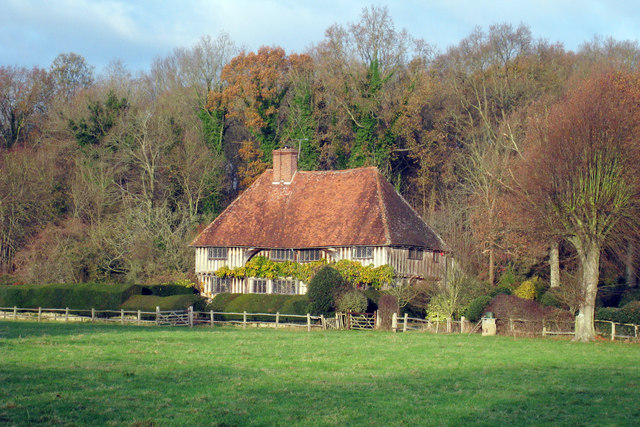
1;0;639;74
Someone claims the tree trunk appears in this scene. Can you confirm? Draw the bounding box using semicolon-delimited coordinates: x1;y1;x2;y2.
488;246;495;285
626;239;637;288
573;238;600;342
549;241;560;288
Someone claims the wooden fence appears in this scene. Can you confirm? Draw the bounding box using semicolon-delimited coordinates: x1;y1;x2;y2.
1;305;638;340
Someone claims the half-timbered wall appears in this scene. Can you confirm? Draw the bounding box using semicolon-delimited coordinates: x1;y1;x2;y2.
386;247;447;279
195;245;447;298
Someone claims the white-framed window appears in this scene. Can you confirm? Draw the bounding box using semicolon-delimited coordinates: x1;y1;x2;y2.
273;279;297;295
207;247;228;260
298;249;321;262
271;249;294;261
253;279;268;294
352;246;373;259
408;247;424;260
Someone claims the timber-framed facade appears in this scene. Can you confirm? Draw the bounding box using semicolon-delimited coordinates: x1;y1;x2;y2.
191;148;449;298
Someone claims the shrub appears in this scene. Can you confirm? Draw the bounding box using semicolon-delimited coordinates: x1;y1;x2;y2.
0;283;142;310
464;295;492;322
362;288;381;311
514;280;536;300
378;294;398;330
620;301;640;324
596;306;621;322
141;284;196;297
205;293;242;312
307;266;345;314
539;291;564;309
489;286;512;298
121;294;206;312
279;296;311;315
337;290;368;313
619;288;640;307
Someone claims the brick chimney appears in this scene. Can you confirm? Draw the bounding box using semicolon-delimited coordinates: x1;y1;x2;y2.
272;147;298;184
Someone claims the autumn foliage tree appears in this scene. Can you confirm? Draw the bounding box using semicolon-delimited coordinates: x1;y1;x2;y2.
514;71;640;341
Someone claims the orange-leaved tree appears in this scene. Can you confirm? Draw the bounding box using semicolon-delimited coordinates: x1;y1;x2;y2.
514;70;640;341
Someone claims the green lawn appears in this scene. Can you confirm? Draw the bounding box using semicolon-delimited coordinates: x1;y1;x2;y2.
1;321;639;426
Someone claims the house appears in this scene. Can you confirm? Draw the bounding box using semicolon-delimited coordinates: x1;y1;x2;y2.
190;148;449;298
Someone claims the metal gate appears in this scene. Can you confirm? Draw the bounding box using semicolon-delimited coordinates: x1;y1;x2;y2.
156;309;191;326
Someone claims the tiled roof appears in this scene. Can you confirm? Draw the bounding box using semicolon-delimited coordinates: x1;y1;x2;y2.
190;167;445;251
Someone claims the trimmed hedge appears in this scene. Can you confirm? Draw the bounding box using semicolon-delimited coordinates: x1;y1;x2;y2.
205;293;310;316
141;284;196;297
0;283;141;310
597;301;640;325
121;294;206;312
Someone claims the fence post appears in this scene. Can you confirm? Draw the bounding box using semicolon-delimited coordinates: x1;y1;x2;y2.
611;322;616;341
65;307;69;323
13;306;17;320
509;318;514;335
375;310;379;329
461;316;467;333
137;310;141;326
276;312;280;329
635;325;638;340
91;308;95;322
121;309;124;325
542;326;547;337
156;306;160;325
210;310;214;327
446;317;452;333
188;306;194;327
321;314;325;330
307;313;311;332
38;307;42;322
403;313;408;333
243;311;247;329
392;312;398;333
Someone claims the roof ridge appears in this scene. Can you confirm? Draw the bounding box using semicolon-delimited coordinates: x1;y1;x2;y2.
375;171;392;245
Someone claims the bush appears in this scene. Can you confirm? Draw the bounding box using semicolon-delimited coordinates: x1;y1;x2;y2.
205;293;242;312
141;284;196;297
620;301;640;324
209;293;311;319
596;306;621;322
619;288;640;307
307;266;345;314
464;295;492;322
514;281;536;300
121;294;206;312
0;283;142;310
539;291;564;309
489;286;512;298
362;288;381;312
337;290;368;313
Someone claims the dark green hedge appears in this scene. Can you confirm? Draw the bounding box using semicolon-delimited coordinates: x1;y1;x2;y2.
121;294;206;312
0;283;141;310
141;284;196;297
205;293;310;316
596;301;640;325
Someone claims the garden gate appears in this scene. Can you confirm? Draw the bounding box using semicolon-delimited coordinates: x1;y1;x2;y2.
346;311;376;330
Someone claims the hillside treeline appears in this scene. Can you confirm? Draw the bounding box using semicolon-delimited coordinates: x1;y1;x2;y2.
2;6;639;288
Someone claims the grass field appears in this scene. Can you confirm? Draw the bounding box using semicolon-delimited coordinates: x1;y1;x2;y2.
1;322;639;426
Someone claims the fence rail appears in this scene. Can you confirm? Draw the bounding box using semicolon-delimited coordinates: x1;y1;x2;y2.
1;305;638;340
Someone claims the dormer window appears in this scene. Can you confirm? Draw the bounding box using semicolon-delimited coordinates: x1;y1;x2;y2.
408;247;424;260
271;249;294;261
207;247;228;260
352;246;373;259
